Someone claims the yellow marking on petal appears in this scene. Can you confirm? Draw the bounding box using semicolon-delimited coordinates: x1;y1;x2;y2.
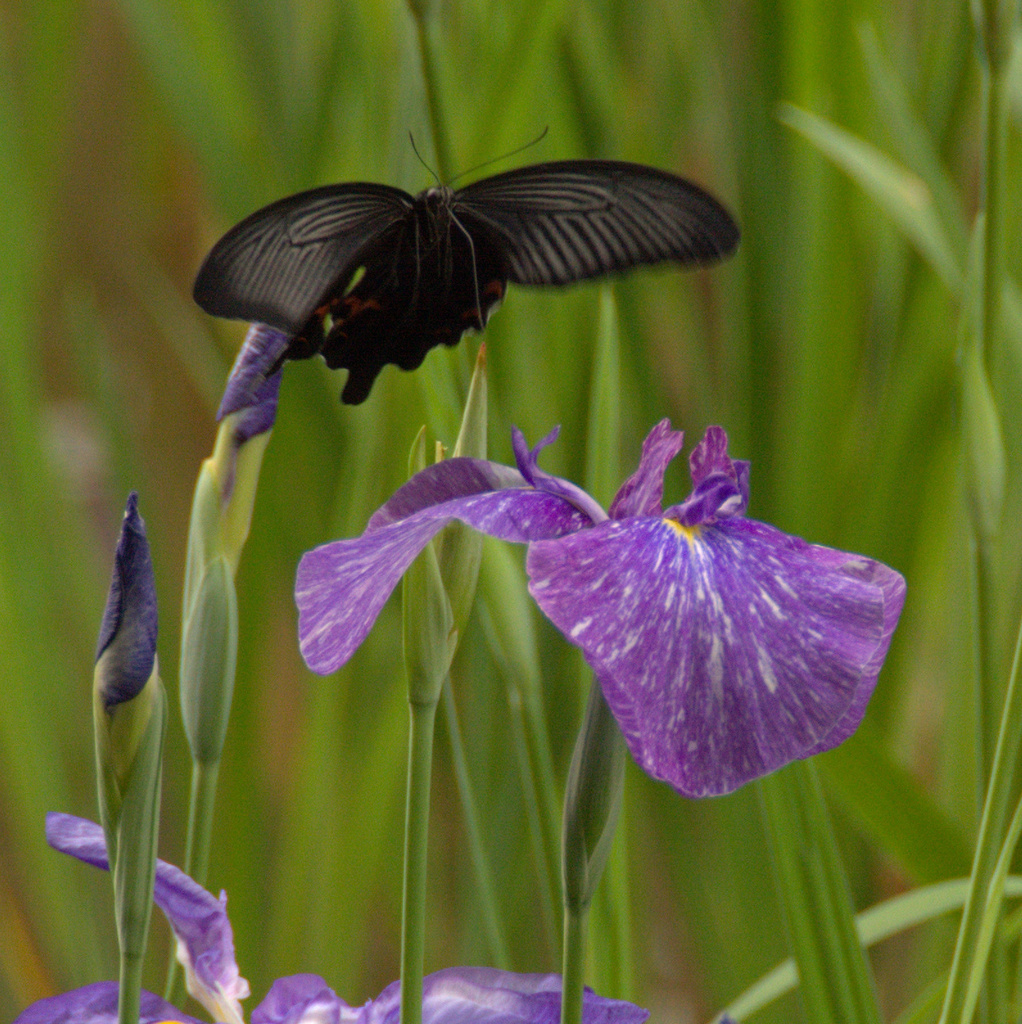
664;519;702;545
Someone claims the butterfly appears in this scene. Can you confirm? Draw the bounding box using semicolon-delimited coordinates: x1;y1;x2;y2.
194;159;740;404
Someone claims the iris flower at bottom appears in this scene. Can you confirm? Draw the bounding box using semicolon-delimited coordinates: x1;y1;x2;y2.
296;421;905;798
17;814;647;1024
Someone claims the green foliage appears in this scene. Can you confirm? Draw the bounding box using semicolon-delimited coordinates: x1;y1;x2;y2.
0;0;1014;1021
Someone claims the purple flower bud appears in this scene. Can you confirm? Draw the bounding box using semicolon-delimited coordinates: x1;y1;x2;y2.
216;323;287;439
95;493;157;711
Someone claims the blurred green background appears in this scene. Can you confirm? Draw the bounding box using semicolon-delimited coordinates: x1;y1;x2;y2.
0;0;1012;1021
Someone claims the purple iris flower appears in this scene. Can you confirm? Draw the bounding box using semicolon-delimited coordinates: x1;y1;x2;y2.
295;421;905;797
17;815;647;1024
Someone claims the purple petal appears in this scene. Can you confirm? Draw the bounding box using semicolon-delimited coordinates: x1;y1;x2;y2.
687;425;731;485
297;479;590;675
45;814;249;1022
362;969;647;1024
511;427;607;525
253;975;359;1024
13;982;207;1024
95;493;157;708
526;518;905;797
367;460;528;530
607;420;685;520
666;427;749;527
801;552;906;755
217;323;289;424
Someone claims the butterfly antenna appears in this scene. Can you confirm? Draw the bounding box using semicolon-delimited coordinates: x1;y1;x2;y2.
450;213;485;331
446;126;550;186
408;132;442;186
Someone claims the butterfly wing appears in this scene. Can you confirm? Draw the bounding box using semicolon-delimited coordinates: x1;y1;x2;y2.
452;159;739;286
193;183;415;334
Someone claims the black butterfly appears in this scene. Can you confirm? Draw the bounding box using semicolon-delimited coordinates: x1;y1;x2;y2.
194;160;740;404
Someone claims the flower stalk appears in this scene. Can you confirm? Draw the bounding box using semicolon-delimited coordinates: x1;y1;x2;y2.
399;350;488;1024
169;324;283;1002
560;682;626;1024
93;494;166;1024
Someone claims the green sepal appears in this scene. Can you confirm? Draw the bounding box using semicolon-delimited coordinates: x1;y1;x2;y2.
562;682;626;914
180;554;239;766
185;413;272;604
214;422;273;577
183;459;221;615
94;654;161;805
436;343;487;640
94;666;166;958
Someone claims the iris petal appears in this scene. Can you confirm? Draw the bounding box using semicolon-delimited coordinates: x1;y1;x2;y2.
361;969;647;1024
298;483;590;675
607;420;684;519
252;974;358;1024
12;981;206;1024
527;516;905;797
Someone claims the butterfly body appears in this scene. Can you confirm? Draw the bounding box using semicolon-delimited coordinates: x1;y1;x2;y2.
195;160;739;403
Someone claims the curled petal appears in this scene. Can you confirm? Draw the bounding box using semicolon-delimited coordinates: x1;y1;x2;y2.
45;814;249;1024
608;420;684;520
667;426;748;527
687;424;732;485
511;427;606;524
298;482;591;675
13;982;206;1024
527;518;905;797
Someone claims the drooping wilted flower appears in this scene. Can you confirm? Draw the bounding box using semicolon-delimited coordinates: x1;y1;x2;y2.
18;815;648;1024
295;421;905;797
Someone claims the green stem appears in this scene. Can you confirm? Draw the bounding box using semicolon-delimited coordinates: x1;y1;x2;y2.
589;806;633;1000
441;677;510;968
400;697;438;1024
165;760;221;1003
560;683;625;1022
938;593;1022;1024
118;951;144;1024
183;761;221;887
561;905;587;1024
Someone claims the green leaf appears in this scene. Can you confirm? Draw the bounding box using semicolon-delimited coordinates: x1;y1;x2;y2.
780;102;963;292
